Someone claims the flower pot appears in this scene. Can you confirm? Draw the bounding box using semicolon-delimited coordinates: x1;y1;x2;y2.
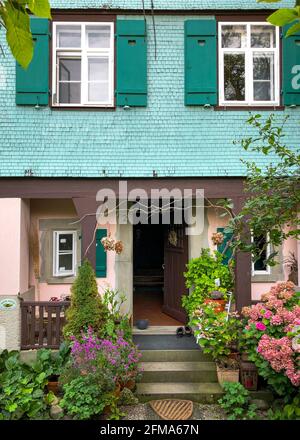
204;299;226;313
123;379;136;391
216;365;240;387
47;380;60;395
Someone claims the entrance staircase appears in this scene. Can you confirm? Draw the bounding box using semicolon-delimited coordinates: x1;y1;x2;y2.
136;349;273;403
136;349;223;403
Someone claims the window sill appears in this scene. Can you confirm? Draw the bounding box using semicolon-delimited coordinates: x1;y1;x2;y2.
46;276;76;285
51;105;116;111
215;105;285;111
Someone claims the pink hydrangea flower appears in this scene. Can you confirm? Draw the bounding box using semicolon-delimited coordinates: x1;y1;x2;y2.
256;322;267;331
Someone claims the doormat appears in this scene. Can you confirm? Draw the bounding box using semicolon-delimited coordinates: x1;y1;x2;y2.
133;335;200;350
149;399;193;420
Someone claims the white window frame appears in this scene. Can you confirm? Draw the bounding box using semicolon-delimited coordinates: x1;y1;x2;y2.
251;233;271;275
53;231;77;277
218;22;280;106
52;22;114;107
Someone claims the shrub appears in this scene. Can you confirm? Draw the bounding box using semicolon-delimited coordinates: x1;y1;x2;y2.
218;382;257;420
190;303;241;361
69;327;142;387
241;282;300;399
182;249;234;316
63;259;107;339
101;289;132;342
34;342;70;379
0;351;50;420
60;372;115;420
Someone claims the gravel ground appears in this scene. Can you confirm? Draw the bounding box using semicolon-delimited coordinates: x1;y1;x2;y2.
120;403;227;420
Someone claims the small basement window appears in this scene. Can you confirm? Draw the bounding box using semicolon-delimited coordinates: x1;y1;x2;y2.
53;231;77;277
52;22;114;107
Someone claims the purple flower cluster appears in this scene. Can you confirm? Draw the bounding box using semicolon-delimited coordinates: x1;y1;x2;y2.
70;327;142;384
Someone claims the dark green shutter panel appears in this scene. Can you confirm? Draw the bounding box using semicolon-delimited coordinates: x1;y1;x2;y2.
217;227;233;265
96;229;107;278
116;20;147;106
185;19;217;106
283;22;300;106
16;17;49;106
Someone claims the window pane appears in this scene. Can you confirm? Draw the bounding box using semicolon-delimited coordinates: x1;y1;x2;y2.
251;25;276;48
57;25;81;48
88;83;109;102
86;25;111;48
222;25;247;48
58;234;73;252
59;82;81;104
58;254;73;272
224;53;245;101
59;59;81;82
88;58;109;81
253;53;274;101
254;235;267;271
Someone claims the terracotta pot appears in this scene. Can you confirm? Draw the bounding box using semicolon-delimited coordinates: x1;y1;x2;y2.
204;299;226;313
216;365;240;388
123;379;136;391
47;381;59;395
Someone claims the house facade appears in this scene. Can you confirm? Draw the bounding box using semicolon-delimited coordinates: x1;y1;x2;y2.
0;0;299;349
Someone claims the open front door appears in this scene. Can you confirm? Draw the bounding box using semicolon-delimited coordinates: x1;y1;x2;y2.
162;224;188;323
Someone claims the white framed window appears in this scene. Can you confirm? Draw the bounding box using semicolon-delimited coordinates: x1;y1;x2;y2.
219;22;280;106
53;231;77;277
52;22;114;107
252;233;271;275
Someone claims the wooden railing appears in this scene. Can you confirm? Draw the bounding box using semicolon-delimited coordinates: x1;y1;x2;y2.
20;301;70;350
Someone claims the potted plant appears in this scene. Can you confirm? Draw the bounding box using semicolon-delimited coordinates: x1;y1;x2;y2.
34;342;70;395
204;290;227;313
191;302;241;387
182;249;233;316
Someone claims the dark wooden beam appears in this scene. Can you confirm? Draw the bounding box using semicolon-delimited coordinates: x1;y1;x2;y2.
72;198;100;269
0;177;246;199
232;196;252;311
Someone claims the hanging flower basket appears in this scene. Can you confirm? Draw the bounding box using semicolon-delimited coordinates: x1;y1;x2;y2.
212;232;224;246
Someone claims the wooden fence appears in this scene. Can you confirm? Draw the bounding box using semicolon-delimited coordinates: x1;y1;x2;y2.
20;301;70;350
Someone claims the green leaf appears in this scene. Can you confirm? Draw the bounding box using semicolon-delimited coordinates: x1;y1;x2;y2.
27;0;51;18
267;9;299;26
286;21;300;36
2;2;33;69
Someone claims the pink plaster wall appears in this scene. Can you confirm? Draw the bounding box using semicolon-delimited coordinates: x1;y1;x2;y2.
0;198;30;295
30;200;116;301
207;206;231;251
19;200;30;294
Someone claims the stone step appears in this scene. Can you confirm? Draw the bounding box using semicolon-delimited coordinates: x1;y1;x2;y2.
137;382;223;403
140;349;211;363
140;361;218;383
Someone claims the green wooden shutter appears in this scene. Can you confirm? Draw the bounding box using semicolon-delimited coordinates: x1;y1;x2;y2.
185;19;217;106
116;20;147;106
16;17;49;106
283;22;300;106
217;227;233;265
96;229;107;278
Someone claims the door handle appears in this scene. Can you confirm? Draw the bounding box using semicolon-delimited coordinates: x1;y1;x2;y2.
162;264;165;270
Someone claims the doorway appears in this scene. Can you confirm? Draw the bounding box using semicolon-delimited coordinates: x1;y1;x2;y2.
133;223;188;326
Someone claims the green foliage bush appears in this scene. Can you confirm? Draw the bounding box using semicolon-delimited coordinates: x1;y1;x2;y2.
0;351;50;420
190;303;241;361
101;289;132;341
63;259;107;339
60;372;115;420
218;382;257;420
182;249;234;315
